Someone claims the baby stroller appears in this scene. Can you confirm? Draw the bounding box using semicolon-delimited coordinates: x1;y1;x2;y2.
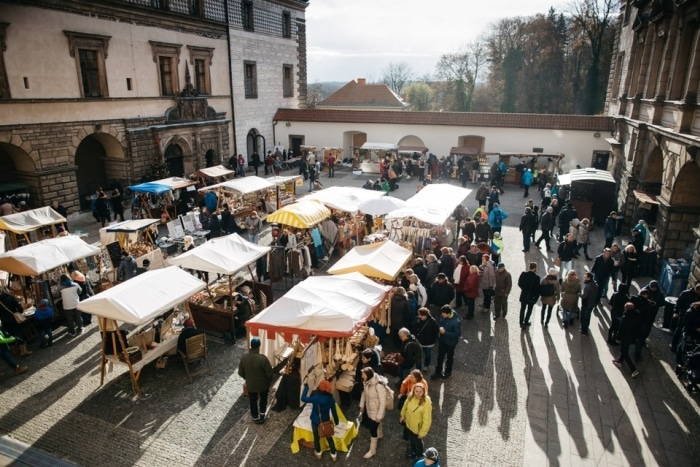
676;336;700;393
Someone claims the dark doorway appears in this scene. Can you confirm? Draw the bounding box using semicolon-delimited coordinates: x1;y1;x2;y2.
205;149;215;168
290;136;303;158
75;135;108;210
165;143;184;177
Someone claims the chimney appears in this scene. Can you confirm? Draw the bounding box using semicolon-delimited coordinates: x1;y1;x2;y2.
357;78;366;85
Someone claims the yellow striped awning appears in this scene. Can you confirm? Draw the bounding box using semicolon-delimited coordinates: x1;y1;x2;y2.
266;200;331;228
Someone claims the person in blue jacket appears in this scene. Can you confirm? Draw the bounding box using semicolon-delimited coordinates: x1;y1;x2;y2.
522;168;533;197
301;379;340;461
414;447;441;466
431;305;461;380
488;203;508;235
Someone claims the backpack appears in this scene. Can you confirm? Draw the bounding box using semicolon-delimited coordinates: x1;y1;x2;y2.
493;210;503;227
378;380;395;411
540;283;555;297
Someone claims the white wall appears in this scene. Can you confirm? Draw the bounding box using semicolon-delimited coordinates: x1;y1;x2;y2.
275;121;613;171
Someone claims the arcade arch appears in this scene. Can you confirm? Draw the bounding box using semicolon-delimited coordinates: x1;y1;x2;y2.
74;133;125;209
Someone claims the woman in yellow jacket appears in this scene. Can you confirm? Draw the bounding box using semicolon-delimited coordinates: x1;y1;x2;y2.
399;382;432;459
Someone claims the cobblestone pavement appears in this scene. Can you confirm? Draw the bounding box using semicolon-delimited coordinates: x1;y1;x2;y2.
0;168;698;466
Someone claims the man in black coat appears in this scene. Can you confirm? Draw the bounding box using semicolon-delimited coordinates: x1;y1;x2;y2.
414;307;440;371
535;206;554;252
591;248;615;302
428;273;455;316
474;217;492;244
558;202;577;241
613;302;641;378
519;207;537;252
517;262;541;329
672;284;700;352
398;328;423;384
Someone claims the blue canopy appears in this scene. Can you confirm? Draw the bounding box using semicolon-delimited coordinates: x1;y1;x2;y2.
128;182;172;195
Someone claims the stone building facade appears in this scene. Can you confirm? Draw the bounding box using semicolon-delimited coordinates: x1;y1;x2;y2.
0;0;308;213
605;0;700;286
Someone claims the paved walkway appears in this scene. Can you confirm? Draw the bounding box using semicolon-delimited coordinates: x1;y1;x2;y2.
0;167;698;466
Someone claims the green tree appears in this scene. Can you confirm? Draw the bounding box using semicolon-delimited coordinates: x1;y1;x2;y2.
405;82;434;111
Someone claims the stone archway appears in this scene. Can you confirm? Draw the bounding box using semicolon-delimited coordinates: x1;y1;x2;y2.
670;162;700;207
161;135;193;177
458;135;485;153
343;130;367;158
0;142;37;206
397;135;426;148
246;128;265;164
639;145;663;194
656;161;700;260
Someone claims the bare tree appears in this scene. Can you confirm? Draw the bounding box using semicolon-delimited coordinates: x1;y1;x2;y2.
380;61;414;95
307;82;323;109
435;39;489;111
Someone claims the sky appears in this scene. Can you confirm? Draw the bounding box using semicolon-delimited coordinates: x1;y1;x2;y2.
305;0;573;83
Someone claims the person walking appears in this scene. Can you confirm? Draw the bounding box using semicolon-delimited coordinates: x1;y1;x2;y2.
613;302;641;378
244;211;262;244
475;183;489;211
33;299;54;348
110;189;125;222
428;273;455;317
479;255;496;312
519;207;536;252
560;270;581;328
237;154;246;177
557;202;577;242
251;151;261;176
359;367;388;459
464;265;480;320
575;218;593;260
579;272;599;335
608;284;629;344
491;232;504;264
301;380;340;461
488;203;507;235
453;256;470;310
58;273;83;336
604;211;618;249
415;307;439;372
539;268;560;328
431;305;461;380
390;288;411;350
556;234;577;283
95;191;111;227
522;168;533;197
0;326;28;376
400;383;433;459
238;337;273;424
487;186;500;212
518;262;541;329
397;327;422;384
493;262;512;320
591;248;615;303
535;206;554;252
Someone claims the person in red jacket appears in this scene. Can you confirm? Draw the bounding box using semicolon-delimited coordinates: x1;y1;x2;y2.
453;256;470;309
464;265;481;319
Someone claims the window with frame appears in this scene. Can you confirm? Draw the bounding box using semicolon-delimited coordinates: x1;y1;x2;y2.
244;61;257;98
64;31;111;98
242;1;254;31
282;12;292;38
150;41;182;97
283;65;293;98
188;46;214;95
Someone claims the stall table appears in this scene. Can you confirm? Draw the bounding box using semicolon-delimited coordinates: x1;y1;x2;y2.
290;403;358;454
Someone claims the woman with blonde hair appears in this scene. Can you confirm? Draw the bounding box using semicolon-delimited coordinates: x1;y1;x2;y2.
464;265;481;319
575;218;593;260
359;367;388;459
400;382;432;459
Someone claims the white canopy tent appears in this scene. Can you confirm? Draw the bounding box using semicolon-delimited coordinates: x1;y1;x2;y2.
360;142;399;151
386;184;472;225
357;196;407;216
194;165;234;178
0;206;66;234
304;186;386;213
246;272;391;341
0;236;100;276
166;233;270;275
327;240;412;281
199;176;275;194
77;266;207;325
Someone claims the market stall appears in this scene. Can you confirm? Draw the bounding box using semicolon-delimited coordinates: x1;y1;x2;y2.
77;266;207;398
266;175;303;210
0;235;102;337
327;240;412;282
0;206;66;249
500;152;565;184
166;233;272;337
246;272;391;453
266;200;332;278
357;142;398;174
129;177;197;221
557;168;616;225
98;219;164;281
385;184;471;253
198;176;275;218
193;165;234;186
